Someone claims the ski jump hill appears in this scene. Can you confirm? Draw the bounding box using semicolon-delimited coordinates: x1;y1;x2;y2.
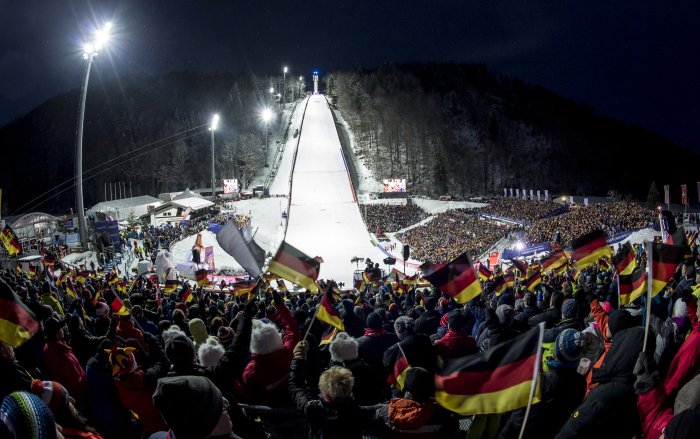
283;95;387;285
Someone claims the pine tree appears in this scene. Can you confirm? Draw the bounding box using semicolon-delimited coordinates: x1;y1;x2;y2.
647;181;660;209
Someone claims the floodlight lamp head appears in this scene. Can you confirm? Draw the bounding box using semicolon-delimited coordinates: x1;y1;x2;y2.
210;114;220;131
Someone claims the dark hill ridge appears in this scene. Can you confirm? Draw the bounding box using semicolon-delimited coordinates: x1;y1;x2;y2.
0;64;694;215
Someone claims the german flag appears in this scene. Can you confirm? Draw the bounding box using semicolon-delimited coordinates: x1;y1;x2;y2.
65;280;77;298
423;252;482;304
117;280;127;294
571;230;613;270
524;271;542;292
0;278;39;348
688;230;699;251
614;242;637;276
268;241;321;293
647;242;687;299
541;250;568;274
76;271;88;284
319;327;338;346
231;281;257;298
492;276;506;296
181;288;194;303
504;272;516;289
404;274;419;285
164;279;179;293
97;267;105;277
435;324;543;415
387;354;411;391
619;268;647;304
195;269;209;287
478;264;492;282
526;263;541;278
107;273;118;286
103;288;129;316
315;285;345;331
1;225;22;256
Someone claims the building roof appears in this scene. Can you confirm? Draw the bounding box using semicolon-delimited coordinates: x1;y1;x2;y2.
6;212;61;229
87;196;163;213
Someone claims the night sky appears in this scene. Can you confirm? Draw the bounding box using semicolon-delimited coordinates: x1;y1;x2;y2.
1;0;698;150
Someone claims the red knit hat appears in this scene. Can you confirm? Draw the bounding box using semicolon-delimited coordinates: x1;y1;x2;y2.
30;379;69;415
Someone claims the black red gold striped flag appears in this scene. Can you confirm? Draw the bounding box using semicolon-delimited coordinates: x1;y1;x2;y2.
541;250;567;274
435;323;544;415
232;280;257;298
504;272;516;289
571;230;613;270
419;261;446;277
315;285;344;331
0;278;39;348
524;271;542;292
76;271;88;284
619;267;647;304
423;252;482;304
319;327;338;346
164;279;179;293
647;242;687;299
195;269;209;287
28;265;36;278
1;225;22;256
268;241;321;293
509;259;528;279
492;276;506;296
613;242;637;276
103;288;129;315
65;280;77;298
117;280;127;294
478;264;492;282
181;288;194;303
387;353;411;391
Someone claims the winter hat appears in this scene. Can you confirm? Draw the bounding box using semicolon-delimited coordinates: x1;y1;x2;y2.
197;337;225;367
95;302;110;317
404;367;434;401
130;305;143;318
447;310;467;331
29;380;69;420
43;317;66;338
439;312;449;328
366;312;383;330
675;374;700;414
553;329;583;363
106;346;138;376
162;328;196;367
607;309;637;336
495;304;515;327
329;332;358;363
188;318;208;346
561;299;578;319
216;326;234;346
0;391;57;439
394;316;415;338
672;299;689;328
152;376;223;439
664;408;700;439
250;320;283;355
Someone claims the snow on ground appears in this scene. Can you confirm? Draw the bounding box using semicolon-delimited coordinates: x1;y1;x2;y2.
268;97;310;196
412;199;488;214
333;110;384;197
62;251;100;269
621;228;660;245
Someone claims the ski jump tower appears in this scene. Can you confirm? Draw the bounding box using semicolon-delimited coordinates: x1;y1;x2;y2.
313;70;319;94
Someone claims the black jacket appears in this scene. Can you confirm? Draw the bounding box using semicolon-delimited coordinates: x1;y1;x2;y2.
528;307;561;329
383;333;437;375
289;359;376;439
357;331;399;373
591;326;648;388
415;311;441;337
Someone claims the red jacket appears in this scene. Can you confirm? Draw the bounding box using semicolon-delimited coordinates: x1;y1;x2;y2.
43;341;86;402
235;303;300;405
433;330;476;359
637;385;673;439
115;370;167;433
663;329;700;399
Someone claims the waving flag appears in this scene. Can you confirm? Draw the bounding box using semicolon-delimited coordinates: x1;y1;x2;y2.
423;252;482;304
1;225;21;256
0;278;39;347
571;230;612;270
195;269;209;287
217;221;265;277
613;242;637;276
269;241;321;293
315;285;344;331
619;268;647;305
102;288;129;316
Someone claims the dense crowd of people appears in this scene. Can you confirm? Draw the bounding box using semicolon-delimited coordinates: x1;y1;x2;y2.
400;209;511;262
2;249;699;438
360;203;429;235
477;198;563;224
525;202;654;245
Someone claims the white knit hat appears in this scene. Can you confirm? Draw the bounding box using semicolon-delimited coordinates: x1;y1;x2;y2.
329;332;358;363
250;320;283;355
197;336;225;367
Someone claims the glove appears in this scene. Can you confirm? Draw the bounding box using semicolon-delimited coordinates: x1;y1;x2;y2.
293;340;309;360
243;296;258;319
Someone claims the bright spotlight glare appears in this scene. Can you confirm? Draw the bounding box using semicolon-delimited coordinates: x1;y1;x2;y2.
283;66;288;73
210;114;220;131
515;242;525;251
83;43;95;56
261;108;273;122
269;87;274;93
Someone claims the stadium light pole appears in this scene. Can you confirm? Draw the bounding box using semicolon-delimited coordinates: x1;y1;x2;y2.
282;66;288;105
210;114;220;202
261;108;273;168
76;21;112;250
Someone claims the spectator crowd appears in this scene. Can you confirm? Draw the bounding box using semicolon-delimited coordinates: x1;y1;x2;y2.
477;198;563;224
360;203;428;235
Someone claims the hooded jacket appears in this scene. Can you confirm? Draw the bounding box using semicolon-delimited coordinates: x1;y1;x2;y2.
433;330;476;359
43;340;86;403
375;398;459;438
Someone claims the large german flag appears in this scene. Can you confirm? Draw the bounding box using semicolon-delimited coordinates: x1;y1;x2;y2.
541;250;567;274
504;272;516;289
423;252;482;304
0;278;39;348
509;259;528;280
195;269;209;287
571;230;613;270
268;241;321;293
315;286;345;331
1;225;22;256
491;276;506;296
613;242;637;276
103;288;129;315
647;242;687;299
619;267;647;304
232;280;257;298
435;324;543;415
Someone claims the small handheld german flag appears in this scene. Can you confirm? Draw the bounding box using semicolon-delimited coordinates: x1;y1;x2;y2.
164;279;179;293
195;269;208;288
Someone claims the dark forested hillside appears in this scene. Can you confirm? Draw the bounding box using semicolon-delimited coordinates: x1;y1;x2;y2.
0;71;281;215
326;63;697;199
1;63;695;216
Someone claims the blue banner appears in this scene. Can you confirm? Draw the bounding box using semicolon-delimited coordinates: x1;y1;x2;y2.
94;220;121;251
502;242;551;259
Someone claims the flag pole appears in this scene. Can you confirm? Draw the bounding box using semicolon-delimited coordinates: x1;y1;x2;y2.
643;241;653;352
303;307;318;342
615;266;621;309
518;322;545;439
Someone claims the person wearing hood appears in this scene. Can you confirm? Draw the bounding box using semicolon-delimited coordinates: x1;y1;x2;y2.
512;292;541;332
500;329;588;439
541;299;583;372
374;367;459;438
340;299;365;338
479;304;518;352
234;291;299;406
29;379;103;439
43;317;86;405
40;281;64;317
384;316;437;379
415;296;441;336
329;332;380;404
433;310;477;359
288;340;376;439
